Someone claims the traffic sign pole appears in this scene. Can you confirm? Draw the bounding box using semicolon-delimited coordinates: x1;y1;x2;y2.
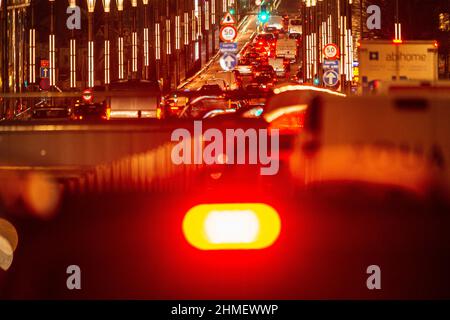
220;53;238;71
220;25;238;43
323;69;339;87
219;12;239;73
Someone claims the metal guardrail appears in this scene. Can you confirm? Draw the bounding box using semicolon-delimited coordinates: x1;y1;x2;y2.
67;140;205;194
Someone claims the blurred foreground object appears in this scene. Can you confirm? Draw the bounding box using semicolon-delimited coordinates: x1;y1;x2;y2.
0;219;18;271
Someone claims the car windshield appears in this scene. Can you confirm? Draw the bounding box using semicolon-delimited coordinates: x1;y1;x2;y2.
256;34;275;41
256;66;274;72
108;80;160;92
181;98;229;119
255;75;273;83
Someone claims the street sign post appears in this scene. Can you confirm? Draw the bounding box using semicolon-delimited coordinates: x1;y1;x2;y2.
220;42;238;53
323;59;339;71
40;67;49;79
40;59;49;68
323;69;339;87
221;12;236;25
40;60;50;91
220;53;238;71
220;25;238;42
323;43;340;60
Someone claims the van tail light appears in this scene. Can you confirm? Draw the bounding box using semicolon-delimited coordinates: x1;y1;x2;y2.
183;203;281;250
156;107;162;119
265;105;307;135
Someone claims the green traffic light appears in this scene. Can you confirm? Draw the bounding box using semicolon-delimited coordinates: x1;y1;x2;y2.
259;12;269;22
229;8;235;15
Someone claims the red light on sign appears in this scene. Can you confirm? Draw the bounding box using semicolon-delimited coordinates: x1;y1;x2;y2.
82;89;93;103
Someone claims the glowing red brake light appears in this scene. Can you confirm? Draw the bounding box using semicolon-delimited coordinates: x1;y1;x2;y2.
265;105;308;135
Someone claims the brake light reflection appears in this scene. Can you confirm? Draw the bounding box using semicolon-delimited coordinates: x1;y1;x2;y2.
183;203;281;250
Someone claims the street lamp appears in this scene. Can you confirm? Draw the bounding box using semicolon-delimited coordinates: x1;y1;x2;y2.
87;0;96;88
116;0;124;79
102;0;111;85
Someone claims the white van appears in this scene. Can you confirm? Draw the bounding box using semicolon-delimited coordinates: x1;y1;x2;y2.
266;15;284;32
269;58;286;77
276;36;297;61
290;94;450;196
288;19;302;35
215;71;240;90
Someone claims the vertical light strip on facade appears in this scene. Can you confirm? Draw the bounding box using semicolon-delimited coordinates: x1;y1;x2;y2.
192;10;196;42
184;12;189;46
88;40;94;87
176;15;181;50
29;29;36;83
144;28;149;66
166;19;171;55
70;38;76;88
104;40;110;84
211;0;216;25
132;31;137;72
155;23;161;60
205;1;209;31
118;36;124;79
49;34;56;86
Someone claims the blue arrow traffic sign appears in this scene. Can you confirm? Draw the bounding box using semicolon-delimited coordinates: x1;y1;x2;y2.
220;53;238;71
323;69;339;87
40;67;49;79
323;59;339;71
220;42;238;53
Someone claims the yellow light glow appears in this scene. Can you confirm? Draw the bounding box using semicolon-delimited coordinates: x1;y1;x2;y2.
273;84;347;97
87;0;96;12
116;0;123;11
183;203;281;250
102;0;111;12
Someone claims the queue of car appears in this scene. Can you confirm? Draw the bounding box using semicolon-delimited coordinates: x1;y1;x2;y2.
155;15;303;122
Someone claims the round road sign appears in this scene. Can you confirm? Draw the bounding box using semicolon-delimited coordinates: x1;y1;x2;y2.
323;43;339;60
220;25;238;42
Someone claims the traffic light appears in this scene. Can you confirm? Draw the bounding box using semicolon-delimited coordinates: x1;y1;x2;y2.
259;5;270;23
313;76;321;86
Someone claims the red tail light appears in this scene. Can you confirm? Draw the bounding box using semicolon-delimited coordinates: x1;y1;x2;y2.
265;105;308;135
183;203;281;250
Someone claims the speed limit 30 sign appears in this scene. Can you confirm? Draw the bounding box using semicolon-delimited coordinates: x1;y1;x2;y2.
220;25;238;42
323;43;340;60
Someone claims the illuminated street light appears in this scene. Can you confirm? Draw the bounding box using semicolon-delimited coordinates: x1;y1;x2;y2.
103;0;111;85
87;0;96;88
116;0;124;79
